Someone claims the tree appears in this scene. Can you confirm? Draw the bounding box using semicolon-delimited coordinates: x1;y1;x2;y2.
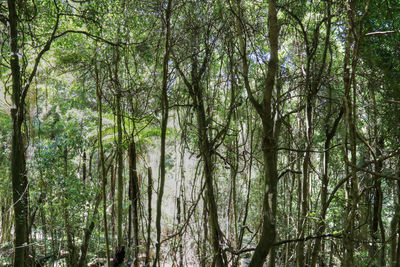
6;0;63;264
154;0;172;266
233;0;280;265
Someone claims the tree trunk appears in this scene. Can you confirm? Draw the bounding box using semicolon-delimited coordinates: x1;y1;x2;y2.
232;1;279;265
111;164;116;248
396;178;400;267
145;167;153;266
153;1;172;266
129;141;140;267
297;97;312;267
202;197;208;267
115;46;124;247
343;1;363;265
176;196;183;266
391;166;400;267
236;126;254;266
63;147;78;267
247;0;280;265
96;58;111;266
310;108;343;266
8;0;29;265
77;193;102;267
370;81;386;267
82;151;87;182
186;65;227;266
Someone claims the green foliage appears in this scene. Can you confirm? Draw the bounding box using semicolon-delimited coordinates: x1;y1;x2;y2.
0;0;399;266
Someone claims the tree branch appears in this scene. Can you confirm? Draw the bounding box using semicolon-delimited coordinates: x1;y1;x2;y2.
273;233;342;246
365;30;397;36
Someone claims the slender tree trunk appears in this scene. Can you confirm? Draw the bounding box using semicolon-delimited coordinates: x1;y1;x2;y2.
41;208;47;256
227;122;239;265
153;1;172;265
145;167;153;266
226;39;241;267
201;136;227;267
8;0;29;265
114;46;124;247
296;129;303;264
202;197;208;267
370;83;386;266
50;205;56;261
185;65;227;266
249;134;278;267
83;151;87;183
310;108;343;266
96;58;111;266
63;147;78;267
396;178;400;267
128;168;132;247
397;213;400;267
178;131;186;267
77;193;102;267
390;203;399;267
233;1;279;265
376;140;385;266
116;93;123;247
176;196;183;266
310;8;334;264
343;1;365;265
111;164;116;248
297;97;312;267
129;141;140;267
64;207;77;267
297;64;315;267
343;2;354;266
247;0;280;265
236;126;254;258
391;164;400;267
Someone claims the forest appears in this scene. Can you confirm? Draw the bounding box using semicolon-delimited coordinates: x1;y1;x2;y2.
0;0;399;266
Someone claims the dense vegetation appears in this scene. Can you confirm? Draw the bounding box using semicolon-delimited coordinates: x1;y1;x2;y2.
0;0;400;266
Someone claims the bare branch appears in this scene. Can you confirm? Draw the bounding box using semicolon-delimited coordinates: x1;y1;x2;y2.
273;233;342;246
365;30;397;36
